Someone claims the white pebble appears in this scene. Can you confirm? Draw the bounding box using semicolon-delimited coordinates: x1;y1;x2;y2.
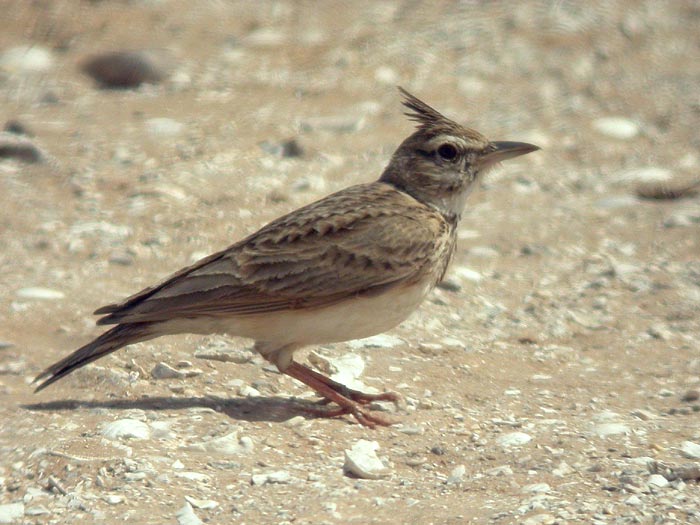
445;465;466;484
145;118;184;137
103;495;123;505
0;502;24;523
284;415;307;427
0;46;53;73
595;195;639;209
176;502;202;525
310;352;374;393
522;483;551;494
175;472;210;483
101;419;150;440
251;470;291;486
16;287;64;300
458;76;485;95
243;28;286;47
23;506;49;516
348;334;403;349
238;385;261;397
594;422;630;437
522;514;556;525
592;117;639;139
624;495;642;506
647;474;669;489
374;66;398;85
343;440;389;479
616;167;672;183
151;362;183;379
680;441;700;459
186;431;254;456
496;432;532;447
184;496;218;509
150;421;175;440
453;266;483;283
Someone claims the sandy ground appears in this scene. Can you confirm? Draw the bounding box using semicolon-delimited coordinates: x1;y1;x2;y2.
1;1;700;524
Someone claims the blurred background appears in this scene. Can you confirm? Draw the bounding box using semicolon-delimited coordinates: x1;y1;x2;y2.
1;1;699;524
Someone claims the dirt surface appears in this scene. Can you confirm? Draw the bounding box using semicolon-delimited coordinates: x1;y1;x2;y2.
1;1;700;524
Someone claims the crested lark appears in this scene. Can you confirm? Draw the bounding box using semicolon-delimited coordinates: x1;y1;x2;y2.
35;88;538;427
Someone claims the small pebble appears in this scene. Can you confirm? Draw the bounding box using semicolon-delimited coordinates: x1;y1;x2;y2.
82;50;167;88
184;496;218;510
624;495;642;506
679;441;700;459
0;45;53;73
343;440;389;479
681;390;700;403
592;117;639;139
616;167;672;183
374;66;399;85
4;119;31;136
284;416;307;427
486;465;513;477
0;133;45;163
259;138;304;158
522;514;556;525
251;470;291;486
496;432;532;447
103;495;123;505
243;28;287;47
175;472;210;483
151;362;183;379
594;423;630;438
145;118;184;137
23;506;49;516
630;408;656;421
594;195;639;209
101;419;150;440
238;385;261;397
664;207;700;228
186;431;254;456
647;474;669;489
522;483;551;494
176;502;202;525
445;465;466;484
453;266;483;283
0;502;24;523
348;335;403;349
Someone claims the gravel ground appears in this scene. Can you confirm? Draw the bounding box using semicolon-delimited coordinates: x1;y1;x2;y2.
1;1;699;524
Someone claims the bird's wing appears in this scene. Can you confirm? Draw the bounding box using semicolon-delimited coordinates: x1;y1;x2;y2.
95;183;448;325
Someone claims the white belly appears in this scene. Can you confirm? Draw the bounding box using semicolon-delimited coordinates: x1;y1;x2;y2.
164;281;432;345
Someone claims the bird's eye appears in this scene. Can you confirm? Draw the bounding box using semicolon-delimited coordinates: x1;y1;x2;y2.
437;143;458;161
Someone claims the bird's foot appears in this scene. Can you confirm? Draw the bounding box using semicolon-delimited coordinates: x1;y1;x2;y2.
284;361;398;428
301;401;396;428
286;361;402;406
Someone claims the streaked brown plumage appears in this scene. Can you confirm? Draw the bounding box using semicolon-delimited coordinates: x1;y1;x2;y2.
35;88;539;427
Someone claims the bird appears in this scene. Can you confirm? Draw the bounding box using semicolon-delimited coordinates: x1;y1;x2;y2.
34;88;539;427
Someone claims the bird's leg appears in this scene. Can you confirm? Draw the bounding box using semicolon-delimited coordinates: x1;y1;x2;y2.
283;361;395;428
285;361;401;406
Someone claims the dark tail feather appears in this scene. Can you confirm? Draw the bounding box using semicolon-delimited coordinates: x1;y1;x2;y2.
33;323;156;392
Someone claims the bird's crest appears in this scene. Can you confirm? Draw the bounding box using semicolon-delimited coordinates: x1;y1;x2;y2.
399;86;462;135
399;87;454;129
398;86;484;141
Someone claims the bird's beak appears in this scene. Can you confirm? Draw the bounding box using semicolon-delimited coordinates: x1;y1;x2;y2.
481;141;540;165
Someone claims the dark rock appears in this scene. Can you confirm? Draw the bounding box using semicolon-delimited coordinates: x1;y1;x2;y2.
82;50;168;89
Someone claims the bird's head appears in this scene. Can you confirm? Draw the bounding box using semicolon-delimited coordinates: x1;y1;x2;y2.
380;87;539;220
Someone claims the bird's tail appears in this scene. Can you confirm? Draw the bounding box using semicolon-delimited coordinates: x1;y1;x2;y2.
33;323;156;392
